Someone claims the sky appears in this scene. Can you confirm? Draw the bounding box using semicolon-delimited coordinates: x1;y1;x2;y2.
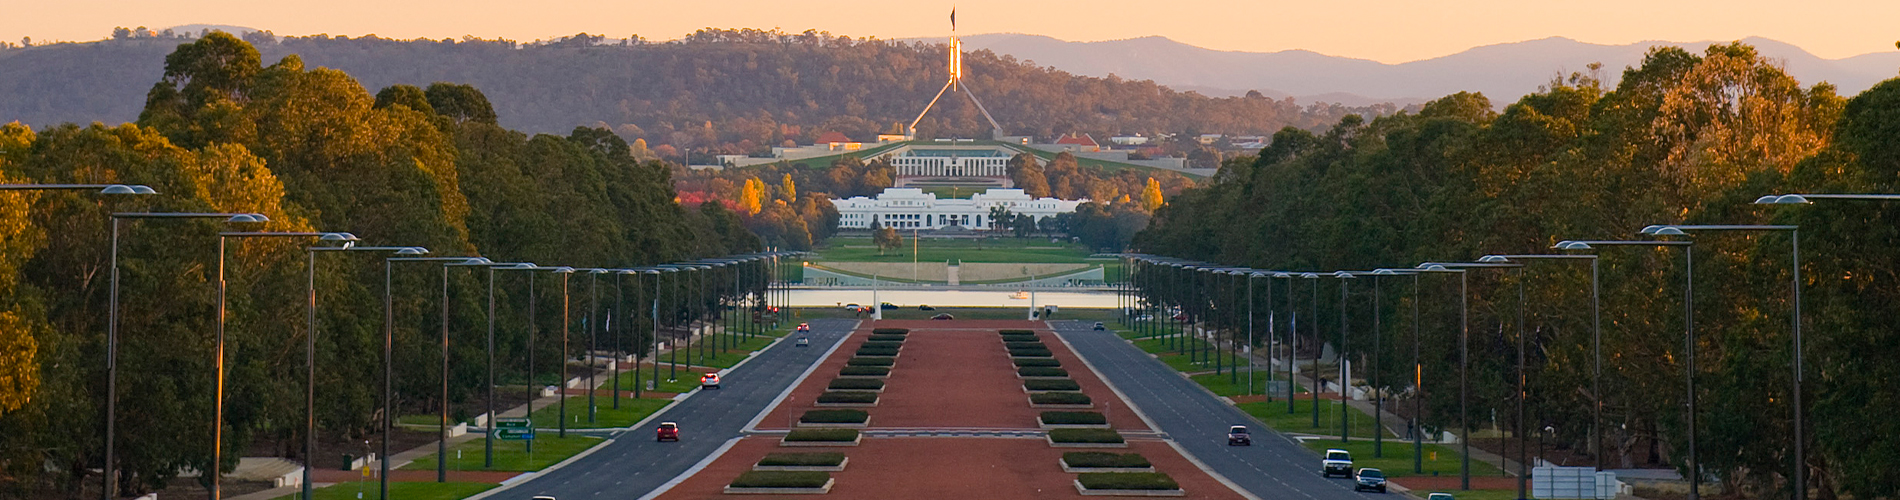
7;0;1899;64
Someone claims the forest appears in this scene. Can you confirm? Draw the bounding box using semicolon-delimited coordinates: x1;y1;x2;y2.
0;33;758;497
1130;42;1900;498
0;28;1402;164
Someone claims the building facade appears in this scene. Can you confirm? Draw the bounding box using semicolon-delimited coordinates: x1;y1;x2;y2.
833;188;1085;230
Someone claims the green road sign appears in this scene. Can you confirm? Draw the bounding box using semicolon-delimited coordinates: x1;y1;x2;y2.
494;418;534;440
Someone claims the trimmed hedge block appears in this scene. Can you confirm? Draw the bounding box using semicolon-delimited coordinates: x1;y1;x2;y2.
816;391;878;404
839;366;890;377
1024;379;1082;391
728;470;832;488
1062;452;1153;469
1050;428;1125;444
784;428;860;442
1013;358;1062;368
1008;348;1054;358
872;328;910;335
1004;341;1047;349
845;357;895;367
827;378;885;391
758;452;847;467
867;334;907;342
860;341;904;349
1031;392;1093;405
856;346;900;356
1018;367;1069;378
800;409;869;424
1041;411;1108;425
999;329;1035;335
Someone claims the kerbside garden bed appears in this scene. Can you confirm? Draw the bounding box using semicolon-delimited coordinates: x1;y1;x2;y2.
827;378;885;393
1013;358;1062;368
1060;452;1156;473
1023;378;1083;393
844;356;896;368
1030;391;1094;409
871;328;910;335
754;452;849;472
1039;411;1110;429
781;428;862;447
799;409;870;428
1073;472;1184;497
1047;428;1127;448
838;366;891;378
815;390;879;408
867;333;907;342
1018;366;1069;379
724;470;836;494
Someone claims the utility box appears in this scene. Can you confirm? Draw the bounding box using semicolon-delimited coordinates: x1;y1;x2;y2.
1532;467;1618;499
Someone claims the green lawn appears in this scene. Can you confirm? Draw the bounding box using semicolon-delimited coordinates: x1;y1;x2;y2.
1190;370;1298;397
814;236;1094;263
1236;399;1391;438
1306;440;1505;478
614;368;707;393
400;434;604;472
524;396;672;429
1407;489;1519;500
272;481;494;500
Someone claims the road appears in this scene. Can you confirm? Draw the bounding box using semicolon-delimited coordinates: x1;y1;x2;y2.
1053;320;1371;500
497;318;858;500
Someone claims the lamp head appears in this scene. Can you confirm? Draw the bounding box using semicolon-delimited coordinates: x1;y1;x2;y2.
1300;273;1319;279
1554;241;1592;250
1371;269;1406;275
1332;270;1357;279
99;184;155;195
1477;255;1511;263
550;267;577;274
461;257;493;265
319;232;360;242
501;263;537;270
394;247;429;256
227;213;270;224
1755;194;1811;205
1651;227;1688;236
1273;272;1291;279
1421;264;1454;272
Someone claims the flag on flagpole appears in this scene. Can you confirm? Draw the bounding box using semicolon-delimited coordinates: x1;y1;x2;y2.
950;8;956;31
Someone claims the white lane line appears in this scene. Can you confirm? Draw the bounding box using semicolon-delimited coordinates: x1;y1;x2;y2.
637;435;744;500
1051;324;1164;432
743;319;860;432
464;438;618;500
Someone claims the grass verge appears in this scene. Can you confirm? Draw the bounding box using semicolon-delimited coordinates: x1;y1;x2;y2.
272;481;495;500
758;452;847;467
1300;440;1501;477
399;434;604;472
525;396;671;429
1049;428;1124;443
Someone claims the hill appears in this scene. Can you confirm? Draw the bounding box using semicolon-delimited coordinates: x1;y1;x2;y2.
0;29;1394;160
921;33;1900;104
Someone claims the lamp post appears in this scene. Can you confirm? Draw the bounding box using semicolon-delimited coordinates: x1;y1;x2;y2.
1371;268;1418;459
1275;272;1295;412
448;261;536;470
1303;272;1320;428
585;268;609;423
1556;239;1692;477
101;211;254;500
1413;264;1469;489
1332;270;1359;443
1381;268;1426;473
1247;271;1267;398
386;254;488;489
547;267;577;438
303;244;417;500
1481;254;1602;473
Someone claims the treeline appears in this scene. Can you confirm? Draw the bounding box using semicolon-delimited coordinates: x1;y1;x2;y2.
0;28;1401;162
0;33;756;497
1131;41;1900;497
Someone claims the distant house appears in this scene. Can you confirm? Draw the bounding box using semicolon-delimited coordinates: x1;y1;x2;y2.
1052;133;1101;153
1109;135;1150;146
1196;134;1224;145
816;131;863;151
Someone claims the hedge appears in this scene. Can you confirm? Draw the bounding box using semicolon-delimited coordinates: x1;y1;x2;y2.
872;328;910;335
1004;341;1046;349
1077;472;1179;491
728;470;832;488
1049;428;1125;444
827;378;885;390
1040;411;1108;425
1018;367;1068;377
1024;379;1082;391
867;334;907;342
816;391;878;404
856;346;900;356
999;329;1035;335
800;409;870;424
784;428;860;442
757;452;847;467
1013;358;1061;368
845;357;895;367
1031;392;1092;405
839;366;890;377
1000;333;1039;341
860;341;904;349
1063;452;1152;469
1008;348;1053;358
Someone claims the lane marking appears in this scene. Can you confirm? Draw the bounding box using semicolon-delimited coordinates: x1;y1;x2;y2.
743;319;860;432
464;438;617;500
637;436;745;500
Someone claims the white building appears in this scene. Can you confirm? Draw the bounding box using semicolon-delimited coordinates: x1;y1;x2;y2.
833;188;1086;231
889;147;1011;178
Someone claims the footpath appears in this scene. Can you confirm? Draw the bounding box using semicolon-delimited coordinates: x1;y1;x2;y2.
231;323;778;500
652;319;1247;499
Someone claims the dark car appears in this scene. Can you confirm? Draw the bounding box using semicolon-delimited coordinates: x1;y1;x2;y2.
1354;468;1387;493
918;304;935;311
1227;425;1252;446
879;302;897;310
931;313;955;320
655;422;680;442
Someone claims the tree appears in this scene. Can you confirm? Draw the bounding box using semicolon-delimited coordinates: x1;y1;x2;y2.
424;82;498;125
1008;153;1051;198
1140;177;1164;211
738;176;765;215
779;173;797;201
873;225;901;255
373;84;435;115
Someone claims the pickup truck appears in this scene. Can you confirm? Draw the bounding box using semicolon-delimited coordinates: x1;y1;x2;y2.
1321;449;1353;477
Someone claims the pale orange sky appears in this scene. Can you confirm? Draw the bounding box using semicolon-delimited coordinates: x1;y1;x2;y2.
7;0;1897;63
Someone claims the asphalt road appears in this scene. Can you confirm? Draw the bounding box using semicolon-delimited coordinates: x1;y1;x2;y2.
1053;320;1373;500
498;318;858;500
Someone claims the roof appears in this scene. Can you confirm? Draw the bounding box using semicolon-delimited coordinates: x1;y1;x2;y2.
815;131;853;144
1054;133;1099;147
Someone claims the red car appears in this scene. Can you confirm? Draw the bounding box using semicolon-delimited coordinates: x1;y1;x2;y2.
656;422;680;442
796;323;811;333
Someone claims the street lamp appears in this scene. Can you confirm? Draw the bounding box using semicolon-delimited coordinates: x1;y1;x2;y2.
302;244;415;500
1302;272;1321;428
447;260;536;470
1332;270;1359;443
1377;268;1426;473
1480;253;1602;477
583;268;611;423
1556;239;1693;479
546;267;578;438
1369;268;1417;459
0;183;157;194
103;212;266;500
383;253;485;494
1412;263;1472;490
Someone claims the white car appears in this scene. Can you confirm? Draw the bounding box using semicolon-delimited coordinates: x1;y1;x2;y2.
795;336;810;347
700;373;721;390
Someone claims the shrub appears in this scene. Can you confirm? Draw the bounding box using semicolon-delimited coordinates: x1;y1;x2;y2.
1031;392;1092;405
1013;358;1062;367
860;341;903;349
1040;411;1107;425
868;334;906;342
1063;452;1152;468
999;329;1035;335
1000;333;1039;341
784;428;860;442
1018;367;1068;377
1004;341;1046;349
845;357;894;367
728;470;832;488
839;366;889;377
1025;379;1082;391
872;328;910;335
800;409;869;424
757;452;847;467
1008;347;1053;358
1049;428;1124;444
828;378;884;390
856;348;899;357
816;391;878;404
1077;472;1178;491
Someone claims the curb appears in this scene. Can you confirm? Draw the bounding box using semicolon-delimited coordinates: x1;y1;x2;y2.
638;436;746;500
463;437;617;500
744;319;862;432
